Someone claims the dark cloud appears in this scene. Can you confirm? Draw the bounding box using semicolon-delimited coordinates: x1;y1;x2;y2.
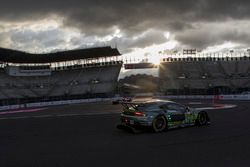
175;21;250;49
1;27;69;52
10;28;65;45
0;33;10;48
1;0;250;51
115;29;168;53
69;29;168;53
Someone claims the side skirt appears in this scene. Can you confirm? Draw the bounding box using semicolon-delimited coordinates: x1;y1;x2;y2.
168;123;195;129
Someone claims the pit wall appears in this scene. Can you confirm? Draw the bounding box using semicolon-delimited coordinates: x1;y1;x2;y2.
1;94;250;112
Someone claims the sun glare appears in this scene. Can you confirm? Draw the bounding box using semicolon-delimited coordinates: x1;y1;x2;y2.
148;56;161;65
122;40;177;66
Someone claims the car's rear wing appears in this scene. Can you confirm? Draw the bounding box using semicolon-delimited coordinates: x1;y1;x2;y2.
120;101;149;111
120;102;138;110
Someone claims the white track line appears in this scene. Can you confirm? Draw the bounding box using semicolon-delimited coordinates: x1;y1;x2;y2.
196;104;237;110
0;116;31;120
32;115;52;118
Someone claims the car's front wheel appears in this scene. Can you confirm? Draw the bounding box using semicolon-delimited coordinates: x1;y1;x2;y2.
152;115;167;133
196;111;209;126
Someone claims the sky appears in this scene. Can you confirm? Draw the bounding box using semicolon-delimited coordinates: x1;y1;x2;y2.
1;0;250;60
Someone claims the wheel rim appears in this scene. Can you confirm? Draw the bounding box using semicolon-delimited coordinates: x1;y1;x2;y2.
156;119;164;129
199;113;207;125
153;116;166;132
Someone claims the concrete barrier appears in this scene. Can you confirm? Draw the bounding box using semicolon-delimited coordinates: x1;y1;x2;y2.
0;97;116;111
1;94;249;112
156;95;250;101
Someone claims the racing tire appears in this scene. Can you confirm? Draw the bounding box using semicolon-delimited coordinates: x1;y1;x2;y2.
195;111;209;126
152;115;167;133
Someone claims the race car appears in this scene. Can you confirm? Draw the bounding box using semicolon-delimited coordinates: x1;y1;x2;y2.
112;97;132;105
117;99;210;133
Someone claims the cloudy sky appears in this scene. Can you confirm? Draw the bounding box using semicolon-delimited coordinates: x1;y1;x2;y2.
1;0;250;57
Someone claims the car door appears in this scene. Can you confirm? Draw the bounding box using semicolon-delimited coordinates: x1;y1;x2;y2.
184;107;195;124
165;103;186;122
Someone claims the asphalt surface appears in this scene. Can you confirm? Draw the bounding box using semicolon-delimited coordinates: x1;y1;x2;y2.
0;100;250;167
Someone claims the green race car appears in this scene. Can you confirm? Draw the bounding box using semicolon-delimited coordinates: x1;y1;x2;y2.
117;99;210;133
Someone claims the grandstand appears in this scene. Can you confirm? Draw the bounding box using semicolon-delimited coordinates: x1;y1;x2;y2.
0;47;122;105
159;55;250;95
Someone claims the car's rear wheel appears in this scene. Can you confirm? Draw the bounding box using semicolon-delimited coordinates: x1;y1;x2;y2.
196;112;208;126
152;115;167;133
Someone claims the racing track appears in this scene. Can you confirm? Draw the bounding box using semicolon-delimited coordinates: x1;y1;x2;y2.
0;100;250;167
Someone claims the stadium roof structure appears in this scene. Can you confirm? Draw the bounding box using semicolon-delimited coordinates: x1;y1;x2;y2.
0;46;121;64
